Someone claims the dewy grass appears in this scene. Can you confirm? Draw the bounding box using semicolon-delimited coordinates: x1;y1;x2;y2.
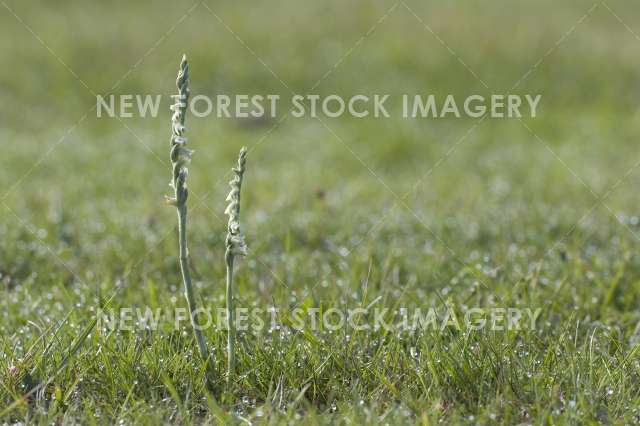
165;55;212;382
224;147;248;384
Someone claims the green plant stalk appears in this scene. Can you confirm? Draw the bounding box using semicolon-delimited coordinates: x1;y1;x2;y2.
224;147;248;384
166;55;211;375
178;204;209;361
225;251;235;382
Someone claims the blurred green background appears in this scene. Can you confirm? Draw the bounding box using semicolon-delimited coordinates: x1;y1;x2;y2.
2;0;640;291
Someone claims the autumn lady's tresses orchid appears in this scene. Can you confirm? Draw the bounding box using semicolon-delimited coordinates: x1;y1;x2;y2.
165;55;213;386
224;146;248;384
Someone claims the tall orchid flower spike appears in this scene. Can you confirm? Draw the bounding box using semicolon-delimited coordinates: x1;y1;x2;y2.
224;147;248;384
165;55;213;387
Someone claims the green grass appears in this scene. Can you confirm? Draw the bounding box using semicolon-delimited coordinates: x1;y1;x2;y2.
2;0;640;423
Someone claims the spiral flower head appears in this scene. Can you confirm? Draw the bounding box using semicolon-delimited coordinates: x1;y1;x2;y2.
225;147;248;257
166;54;192;207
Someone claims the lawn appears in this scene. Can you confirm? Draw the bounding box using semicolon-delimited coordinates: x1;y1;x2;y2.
2;0;640;423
